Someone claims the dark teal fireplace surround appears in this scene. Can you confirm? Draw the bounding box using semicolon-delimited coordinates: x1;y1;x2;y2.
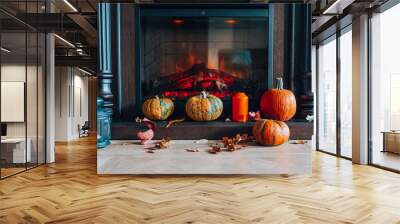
97;3;312;144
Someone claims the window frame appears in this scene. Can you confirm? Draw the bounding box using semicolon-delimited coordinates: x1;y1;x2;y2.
315;24;353;160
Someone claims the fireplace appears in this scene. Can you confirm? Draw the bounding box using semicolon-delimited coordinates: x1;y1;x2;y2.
138;6;270;118
99;3;314;140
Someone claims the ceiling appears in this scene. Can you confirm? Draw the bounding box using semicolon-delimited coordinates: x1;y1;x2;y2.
0;0;100;72
0;0;389;72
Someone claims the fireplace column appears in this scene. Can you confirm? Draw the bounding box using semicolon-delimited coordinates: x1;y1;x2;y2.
97;3;113;147
284;4;312;119
97;3;113;111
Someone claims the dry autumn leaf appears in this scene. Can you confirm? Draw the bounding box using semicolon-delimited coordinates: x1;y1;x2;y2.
209;134;253;154
155;137;171;149
208;144;223;154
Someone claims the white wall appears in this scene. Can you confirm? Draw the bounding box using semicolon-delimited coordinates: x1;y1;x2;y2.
1;65;26;140
72;72;89;138
55;66;69;141
55;67;89;141
1;64;38;138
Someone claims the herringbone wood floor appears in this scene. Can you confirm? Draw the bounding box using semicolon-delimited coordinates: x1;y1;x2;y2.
1;136;400;224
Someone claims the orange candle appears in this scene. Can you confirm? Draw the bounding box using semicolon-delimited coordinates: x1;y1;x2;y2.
232;92;248;122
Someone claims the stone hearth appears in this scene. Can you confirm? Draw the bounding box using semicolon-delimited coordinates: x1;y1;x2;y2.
97;140;312;175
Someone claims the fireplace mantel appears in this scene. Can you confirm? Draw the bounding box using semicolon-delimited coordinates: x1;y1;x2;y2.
111;120;313;140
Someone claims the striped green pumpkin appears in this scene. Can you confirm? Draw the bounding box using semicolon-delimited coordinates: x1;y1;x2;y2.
185;91;223;121
142;96;174;121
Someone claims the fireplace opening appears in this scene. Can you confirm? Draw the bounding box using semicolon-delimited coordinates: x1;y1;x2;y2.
140;10;269;118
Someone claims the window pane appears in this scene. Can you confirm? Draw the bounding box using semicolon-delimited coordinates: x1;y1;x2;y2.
371;3;400;171
318;37;337;154
340;29;352;158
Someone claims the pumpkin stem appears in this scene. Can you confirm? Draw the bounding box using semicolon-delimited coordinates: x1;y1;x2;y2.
155;95;159;100
276;78;284;90
201;91;208;98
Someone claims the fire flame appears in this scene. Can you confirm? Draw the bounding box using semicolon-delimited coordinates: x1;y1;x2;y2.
175;51;224;73
175;64;184;73
219;56;225;72
187;51;198;66
173;50;246;79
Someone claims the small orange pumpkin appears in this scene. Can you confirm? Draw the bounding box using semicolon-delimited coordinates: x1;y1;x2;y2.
142;96;174;120
260;78;296;121
252;119;290;146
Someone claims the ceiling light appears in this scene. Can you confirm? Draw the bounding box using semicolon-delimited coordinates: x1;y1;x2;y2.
76;48;87;56
322;0;353;15
54;34;75;48
78;67;94;76
1;47;11;53
75;42;85;48
63;0;78;12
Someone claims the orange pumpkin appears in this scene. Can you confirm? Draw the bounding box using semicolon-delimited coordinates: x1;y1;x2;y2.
142;96;174;120
260;78;296;121
252;119;290;146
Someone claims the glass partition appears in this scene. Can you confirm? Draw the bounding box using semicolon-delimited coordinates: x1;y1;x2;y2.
1;31;28;177
141;15;268;100
139;8;269;118
0;1;46;179
27;30;38;169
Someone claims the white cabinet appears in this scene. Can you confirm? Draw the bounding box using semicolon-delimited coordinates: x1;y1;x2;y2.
1;138;32;163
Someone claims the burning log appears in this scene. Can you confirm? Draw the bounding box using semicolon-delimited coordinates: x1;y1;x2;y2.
160;63;239;95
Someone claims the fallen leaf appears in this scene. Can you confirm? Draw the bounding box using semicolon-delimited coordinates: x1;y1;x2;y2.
165;118;185;128
208;144;222;154
155;137;171;149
